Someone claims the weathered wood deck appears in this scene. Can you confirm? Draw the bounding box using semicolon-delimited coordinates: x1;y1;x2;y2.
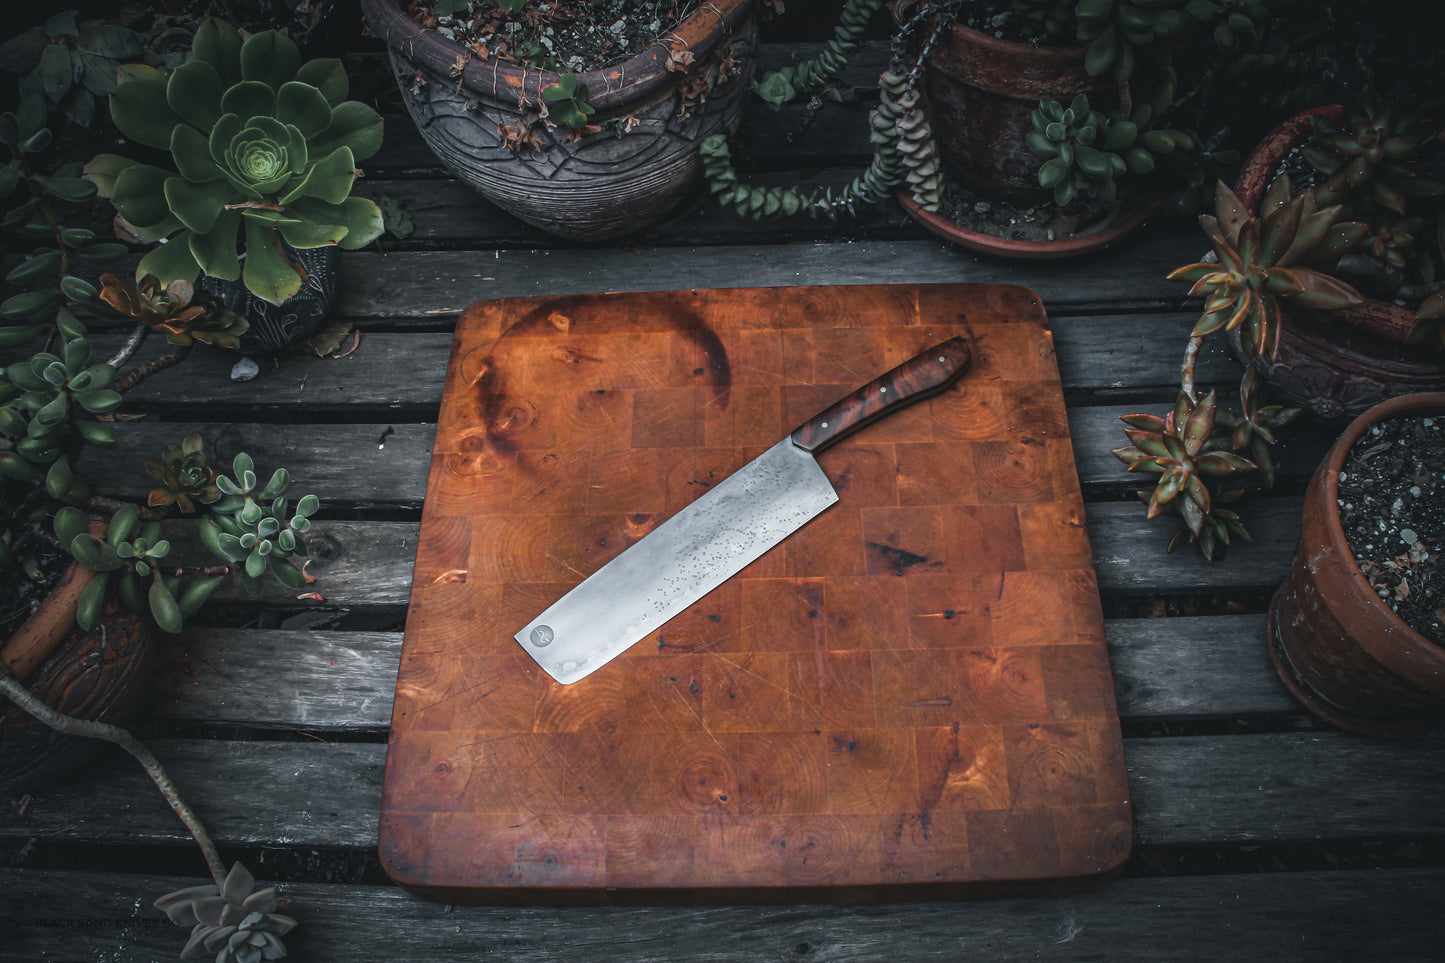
3;32;1443;962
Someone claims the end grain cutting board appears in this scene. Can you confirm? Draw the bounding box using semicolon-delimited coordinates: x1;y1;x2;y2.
380;283;1131;904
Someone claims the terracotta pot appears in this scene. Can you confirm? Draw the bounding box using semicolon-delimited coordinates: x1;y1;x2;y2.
1;556;160;794
360;0;758;241
920;20;1117;205
1267;392;1445;736
1232;106;1445;419
199;243;340;354
896;185;1161;260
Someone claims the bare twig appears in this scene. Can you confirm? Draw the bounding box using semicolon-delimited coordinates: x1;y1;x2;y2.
105;323;150;371
113;343;191;394
81;495;167;521
0;664;227;888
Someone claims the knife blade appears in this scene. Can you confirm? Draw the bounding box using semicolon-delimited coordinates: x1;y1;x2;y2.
515;336;972;684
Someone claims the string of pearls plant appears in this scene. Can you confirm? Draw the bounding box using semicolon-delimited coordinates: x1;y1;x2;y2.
699;0;952;221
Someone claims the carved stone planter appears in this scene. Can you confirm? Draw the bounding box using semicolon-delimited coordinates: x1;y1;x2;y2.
200;243;340;354
1233;106;1445;420
360;0;758;241
1267;393;1445;736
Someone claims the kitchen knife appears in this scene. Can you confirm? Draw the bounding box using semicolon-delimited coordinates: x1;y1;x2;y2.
515;336;972;684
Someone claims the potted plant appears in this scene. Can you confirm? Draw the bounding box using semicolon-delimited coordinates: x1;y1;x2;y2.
1227;100;1445;419
82;17;386;352
359;0;760;241
2;70;320;960
1109;176;1367;559
703;0;1262;257
1109;75;1445;552
1267;392;1445;736
3;89;321;791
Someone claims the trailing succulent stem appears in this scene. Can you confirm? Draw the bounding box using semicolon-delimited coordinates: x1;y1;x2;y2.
702;66;939;220
754;0;884;107
1113;179;1366;559
1;97;127;350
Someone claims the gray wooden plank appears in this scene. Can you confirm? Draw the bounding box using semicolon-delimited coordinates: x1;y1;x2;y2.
1050;312;1234;399
146;496;1300;612
86;411;1331;532
141;616;1289;731
74;422;435;509
0;740;383;848
143;615;1295;732
1106;615;1297;719
4;732;1443;849
1126;730;1445;846
5;866;1443;962
109;310;1227;418
332;235;1199;320
1086;498;1300;594
99;333;452;413
153;628;404;730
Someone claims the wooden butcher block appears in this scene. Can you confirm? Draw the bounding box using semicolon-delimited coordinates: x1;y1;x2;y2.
379;283;1131;904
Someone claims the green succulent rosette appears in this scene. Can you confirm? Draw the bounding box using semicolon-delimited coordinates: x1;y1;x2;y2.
83;19;384;305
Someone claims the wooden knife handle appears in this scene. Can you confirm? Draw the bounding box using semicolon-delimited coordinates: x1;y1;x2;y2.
790;336;971;453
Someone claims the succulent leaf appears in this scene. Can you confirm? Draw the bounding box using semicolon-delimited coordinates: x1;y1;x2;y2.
94;20;384;304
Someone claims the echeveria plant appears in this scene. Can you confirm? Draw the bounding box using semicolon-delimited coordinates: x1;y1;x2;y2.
84;19;384;305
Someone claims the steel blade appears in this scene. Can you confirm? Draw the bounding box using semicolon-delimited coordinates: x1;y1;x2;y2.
515;438;838;684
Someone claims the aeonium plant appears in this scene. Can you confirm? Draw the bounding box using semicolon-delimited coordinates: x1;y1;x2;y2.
82;18;385;305
1112;177;1368;559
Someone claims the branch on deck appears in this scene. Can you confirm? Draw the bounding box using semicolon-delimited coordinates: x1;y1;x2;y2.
114;343;192;394
0;664;227;888
105;323;150;371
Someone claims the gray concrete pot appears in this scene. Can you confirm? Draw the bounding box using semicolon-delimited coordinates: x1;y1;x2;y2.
360;0;758;241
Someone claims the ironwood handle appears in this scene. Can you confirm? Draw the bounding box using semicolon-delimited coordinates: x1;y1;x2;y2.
790;337;971;454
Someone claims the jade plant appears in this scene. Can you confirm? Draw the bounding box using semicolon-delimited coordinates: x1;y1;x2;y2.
0;10;145;129
83;18;385;305
752;0;885;108
1112;177;1368;558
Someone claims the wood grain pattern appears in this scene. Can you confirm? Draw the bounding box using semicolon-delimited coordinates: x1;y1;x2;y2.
381;283;1131;903
7;867;1445;963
